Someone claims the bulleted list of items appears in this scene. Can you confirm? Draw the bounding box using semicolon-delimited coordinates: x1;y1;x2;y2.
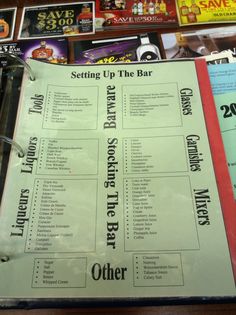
43;85;98;130
124;177;199;251
37;138;98;175
32;258;87;288
133;253;184;287
122;83;181;129
25;179;97;253
123;136;188;174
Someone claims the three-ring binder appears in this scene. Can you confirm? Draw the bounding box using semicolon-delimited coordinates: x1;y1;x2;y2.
0;135;24;157
0;255;9;263
0;52;35;81
0;53;36;158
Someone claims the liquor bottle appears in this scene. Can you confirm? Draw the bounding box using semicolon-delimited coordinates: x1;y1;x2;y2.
187;8;197;23
136;34;161;61
137;0;143;15
0;17;9;39
179;1;189;16
159;0;166;13
155;0;160;13
115;0;126;9
103;0;112;10
190;0;201;15
32;41;53;60
143;0;149;14
47;56;58;64
77;4;93;33
132;0;138;14
58;56;67;64
148;0;155;14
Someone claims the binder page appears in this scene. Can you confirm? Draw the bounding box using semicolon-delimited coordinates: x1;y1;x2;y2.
208;63;236;200
0;59;235;300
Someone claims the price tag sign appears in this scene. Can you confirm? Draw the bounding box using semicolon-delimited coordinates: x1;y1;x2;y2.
18;2;95;40
176;0;236;25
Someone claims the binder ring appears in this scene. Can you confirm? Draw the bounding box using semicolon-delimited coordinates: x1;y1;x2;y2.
0;135;25;158
0;53;35;81
0;256;9;263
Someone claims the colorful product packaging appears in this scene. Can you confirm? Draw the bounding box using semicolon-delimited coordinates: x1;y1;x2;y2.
95;0;178;29
72;33;162;63
176;0;236;25
0;8;17;42
18;2;95;40
0;38;68;67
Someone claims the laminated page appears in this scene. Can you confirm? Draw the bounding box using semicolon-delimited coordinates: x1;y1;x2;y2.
208;63;236;200
0;59;235;303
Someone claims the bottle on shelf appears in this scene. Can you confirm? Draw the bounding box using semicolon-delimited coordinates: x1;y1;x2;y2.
148;0;155;14
77;4;93;33
32;41;53;60
137;0;143;15
159;0;166;13
115;0;126;9
132;0;138;14
155;0;160;13
179;0;189;16
0;17;9;38
143;0;149;15
187;8;197;22
103;0;112;10
190;0;201;15
136;34;161;61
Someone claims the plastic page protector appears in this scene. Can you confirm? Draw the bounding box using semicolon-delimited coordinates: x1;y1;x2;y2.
0;59;235;300
209;63;236;200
